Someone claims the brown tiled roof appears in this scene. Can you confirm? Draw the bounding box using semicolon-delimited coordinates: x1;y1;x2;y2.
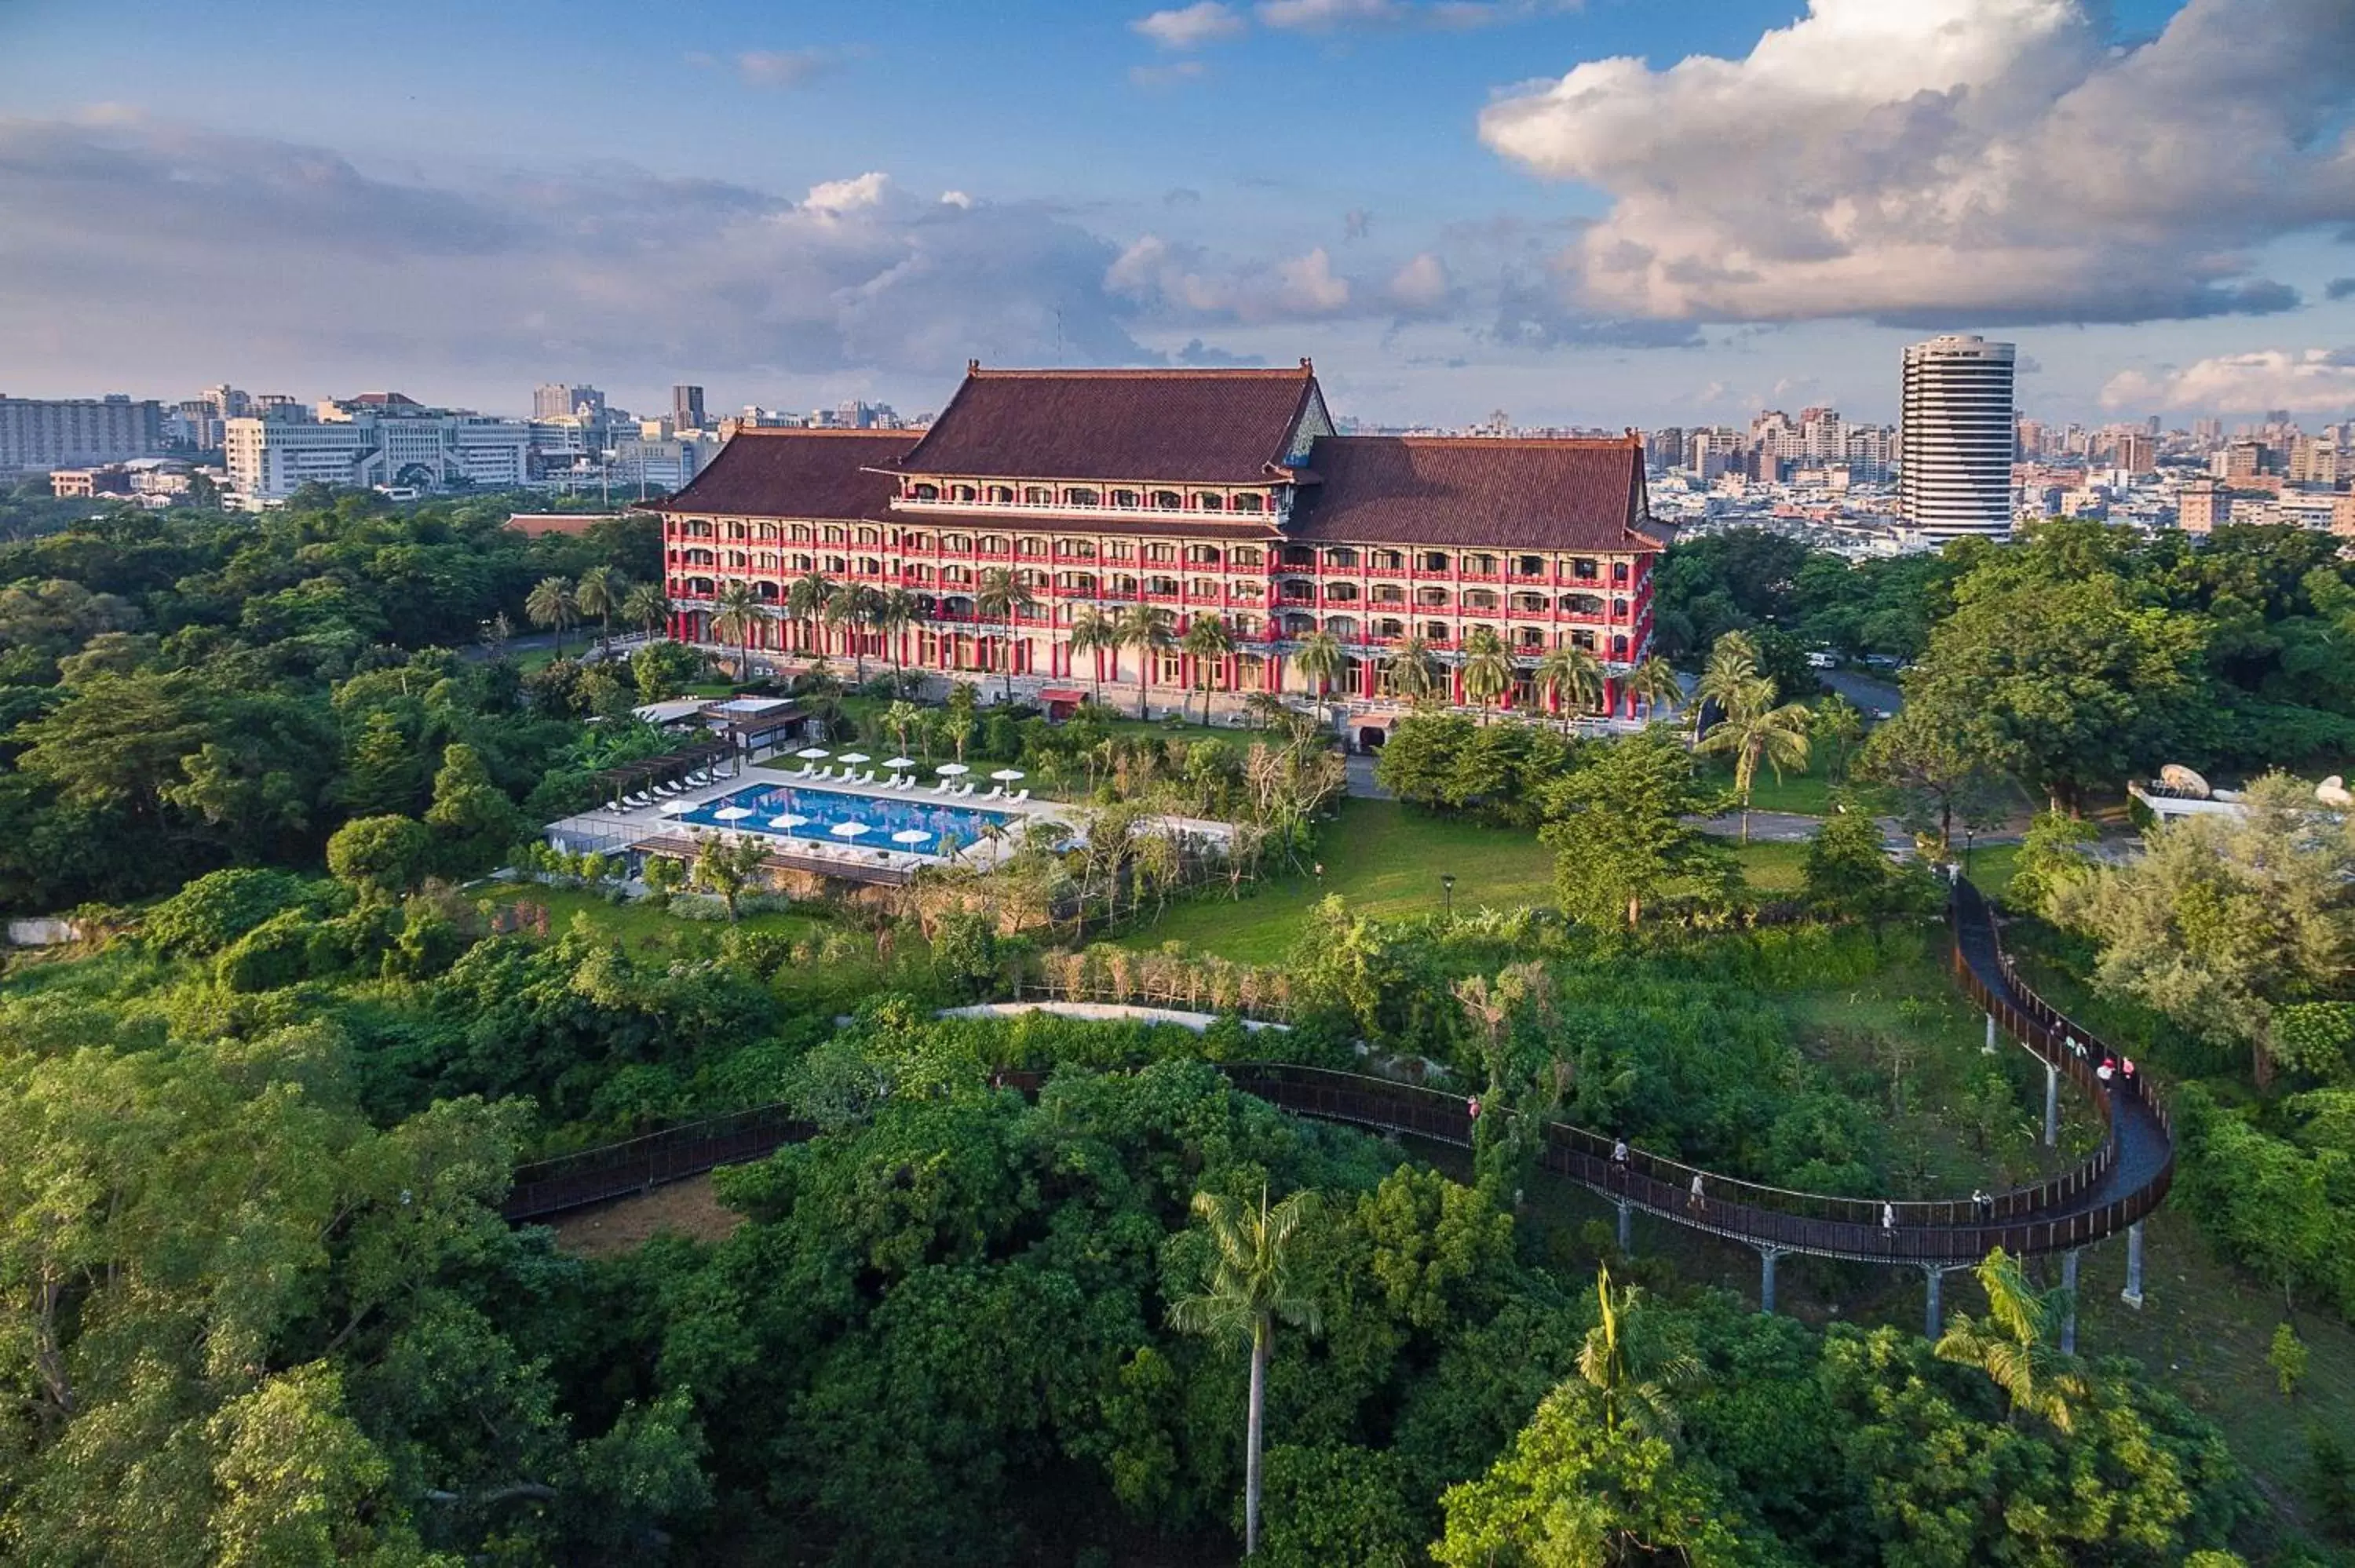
648;429;917;520
1288;435;1664;552
889;364;1319;484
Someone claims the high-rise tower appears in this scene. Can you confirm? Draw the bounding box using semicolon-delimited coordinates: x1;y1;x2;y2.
1899;335;2016;543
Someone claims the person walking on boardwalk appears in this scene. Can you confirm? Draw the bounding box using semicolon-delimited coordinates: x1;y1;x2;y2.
1687;1174;1705;1215
1610;1137;1629;1185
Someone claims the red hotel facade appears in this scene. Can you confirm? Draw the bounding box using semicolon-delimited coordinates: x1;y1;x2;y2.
652;362;1668;727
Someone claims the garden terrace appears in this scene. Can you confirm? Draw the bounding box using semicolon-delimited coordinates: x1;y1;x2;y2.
584;738;739;813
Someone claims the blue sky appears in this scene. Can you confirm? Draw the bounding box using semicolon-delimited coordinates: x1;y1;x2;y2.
2;0;2351;428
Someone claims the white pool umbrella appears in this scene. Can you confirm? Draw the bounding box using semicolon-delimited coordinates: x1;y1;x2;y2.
794;747;831;760
891;828;933;845
990;768;1025;782
769;814;810;830
935;762;970;776
659;798;695;815
713;805;754;821
838;752;871;765
882;756;916;770
830;820;872;837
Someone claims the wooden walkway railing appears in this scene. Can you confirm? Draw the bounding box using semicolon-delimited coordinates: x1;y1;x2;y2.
503;881;2175;1264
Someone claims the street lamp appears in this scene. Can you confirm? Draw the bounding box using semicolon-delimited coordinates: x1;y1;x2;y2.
1962;826;1976;874
1441;873;1455;919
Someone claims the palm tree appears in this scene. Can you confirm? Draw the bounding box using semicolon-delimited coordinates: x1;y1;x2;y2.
1576;1264;1703;1440
621;581;669;641
824;583;878;685
1068;606;1115;706
524;576;575;657
1292;627;1344;721
785;571;838;658
1457;625;1514;722
1115;603;1174;720
1384;635;1440;705
1812;691;1865;782
573;565;622;655
1182;614;1234;725
874;586;921;695
1623;652;1681;724
1169;1186;1326;1558
1935;1249;2088;1433
975;567;1038;703
1535;642;1605;731
1244;691;1291;731
1698;678;1810;842
709;580;769;680
1692;632;1761;740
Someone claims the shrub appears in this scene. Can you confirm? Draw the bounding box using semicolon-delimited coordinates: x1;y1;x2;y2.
145;867;326;955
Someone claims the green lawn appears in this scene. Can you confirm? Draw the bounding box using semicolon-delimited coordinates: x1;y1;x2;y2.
1694;755;1850;816
1120;800;1821;962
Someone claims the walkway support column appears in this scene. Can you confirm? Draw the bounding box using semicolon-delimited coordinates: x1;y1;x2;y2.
2122;1221;2145;1309
2061;1249;2079;1355
1985;1013;1998;1055
1925;1266;1946;1340
1616;1200;1632;1257
1758;1247;1783;1315
2044;1061;2060;1147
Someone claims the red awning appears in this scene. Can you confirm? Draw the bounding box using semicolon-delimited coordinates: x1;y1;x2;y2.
1039;687;1087;704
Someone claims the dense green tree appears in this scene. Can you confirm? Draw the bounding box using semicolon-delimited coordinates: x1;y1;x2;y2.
422;743;522;877
327;814;433;899
1539;728;1731;929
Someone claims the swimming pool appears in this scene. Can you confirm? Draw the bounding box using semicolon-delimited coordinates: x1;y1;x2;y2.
674;783;1025;855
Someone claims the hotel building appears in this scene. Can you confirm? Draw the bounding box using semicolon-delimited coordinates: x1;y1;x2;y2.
652;363;1668;732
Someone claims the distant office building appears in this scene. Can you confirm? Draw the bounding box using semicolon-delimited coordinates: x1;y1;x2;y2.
2218;440;2267;480
672;385;707;430
0;395;166;473
226;399;531;507
2191;417;2223;447
535;383;605;421
2116;432;2156;474
2178;480;2231;534
1898;334;2017;542
1642;426;1684;471
48;466;134;498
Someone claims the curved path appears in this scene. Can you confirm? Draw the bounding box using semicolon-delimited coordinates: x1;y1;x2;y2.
505;881;2173;1272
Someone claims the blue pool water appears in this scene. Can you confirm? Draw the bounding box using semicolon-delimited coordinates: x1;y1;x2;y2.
675;782;1023;855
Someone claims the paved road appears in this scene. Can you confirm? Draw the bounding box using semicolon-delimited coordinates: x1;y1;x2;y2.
1345;753;1392;799
1816;668;1903;717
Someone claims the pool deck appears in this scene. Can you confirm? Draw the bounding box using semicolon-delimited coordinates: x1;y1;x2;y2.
544;762;1078;875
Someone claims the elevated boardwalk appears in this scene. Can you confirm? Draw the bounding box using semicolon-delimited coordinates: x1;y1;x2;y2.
503;881;2172;1287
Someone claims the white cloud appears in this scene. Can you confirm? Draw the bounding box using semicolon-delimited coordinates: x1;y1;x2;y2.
1478;0;2355;325
1387;253;1451;311
1108;235;1356;321
2101;349;2355;414
1133;2;1246;49
803;172;891;214
708;48;834;89
939;190;973;209
1258;0;1407;31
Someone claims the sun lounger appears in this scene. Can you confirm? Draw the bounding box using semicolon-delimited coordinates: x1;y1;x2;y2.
862;770;878;785
1010;789;1029;804
983;786;1002;800
930;779;951;794
958;782;977;797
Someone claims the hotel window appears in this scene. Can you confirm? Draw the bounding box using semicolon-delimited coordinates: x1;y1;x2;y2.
857;527;879;545
1186;544;1221;565
1020;538;1047;556
1421;551;1450;571
1016;568;1045;587
1145;543;1175;563
1112;574;1138;594
1231;546;1263;568
1112;489;1139;508
1280;545;1315;568
1466;553;1497;574
1191;577;1218;596
1571;557;1597;580
1232;493;1265;513
945;534;972;552
1517;627;1545;647
1371;585;1404;604
1152;490;1182;510
1066;488;1100;507
1464;590;1498;611
860;557;882;575
1612;599;1629;618
1023;486;1052;505
790;524;812;542
1195;492;1225;511
1572;630;1596;651
1325;582;1359;602
1148;575;1179;596
791;553;812;571
1612;635;1629;658
913;483;940;501
822;526;845;543
1562;593;1603;615
979;535;1007;554
907;533;932;550
1517;555;1545;575
1612;560;1630;582
758;523;779;541
1104;542;1134;561
1425;621;1449;641
825;556;847;574
1058;539;1096;559
986;484;1013;503
951;484;977;501
1233;615;1260;636
1375;618;1403;639
1324;547;1358;568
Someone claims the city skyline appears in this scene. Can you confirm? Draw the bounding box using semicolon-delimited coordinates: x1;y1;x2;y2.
2;0;2353;427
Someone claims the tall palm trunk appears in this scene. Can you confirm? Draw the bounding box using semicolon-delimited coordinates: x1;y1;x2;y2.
1137;658;1151;721
1246;1322;1269;1556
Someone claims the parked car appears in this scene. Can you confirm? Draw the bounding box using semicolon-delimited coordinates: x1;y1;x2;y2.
1805;651;1837;669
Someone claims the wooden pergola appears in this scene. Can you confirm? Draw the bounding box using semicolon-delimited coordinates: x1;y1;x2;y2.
591;739;739;812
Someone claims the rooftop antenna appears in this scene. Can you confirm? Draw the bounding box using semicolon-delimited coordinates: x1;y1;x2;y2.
1055;305;1065;366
